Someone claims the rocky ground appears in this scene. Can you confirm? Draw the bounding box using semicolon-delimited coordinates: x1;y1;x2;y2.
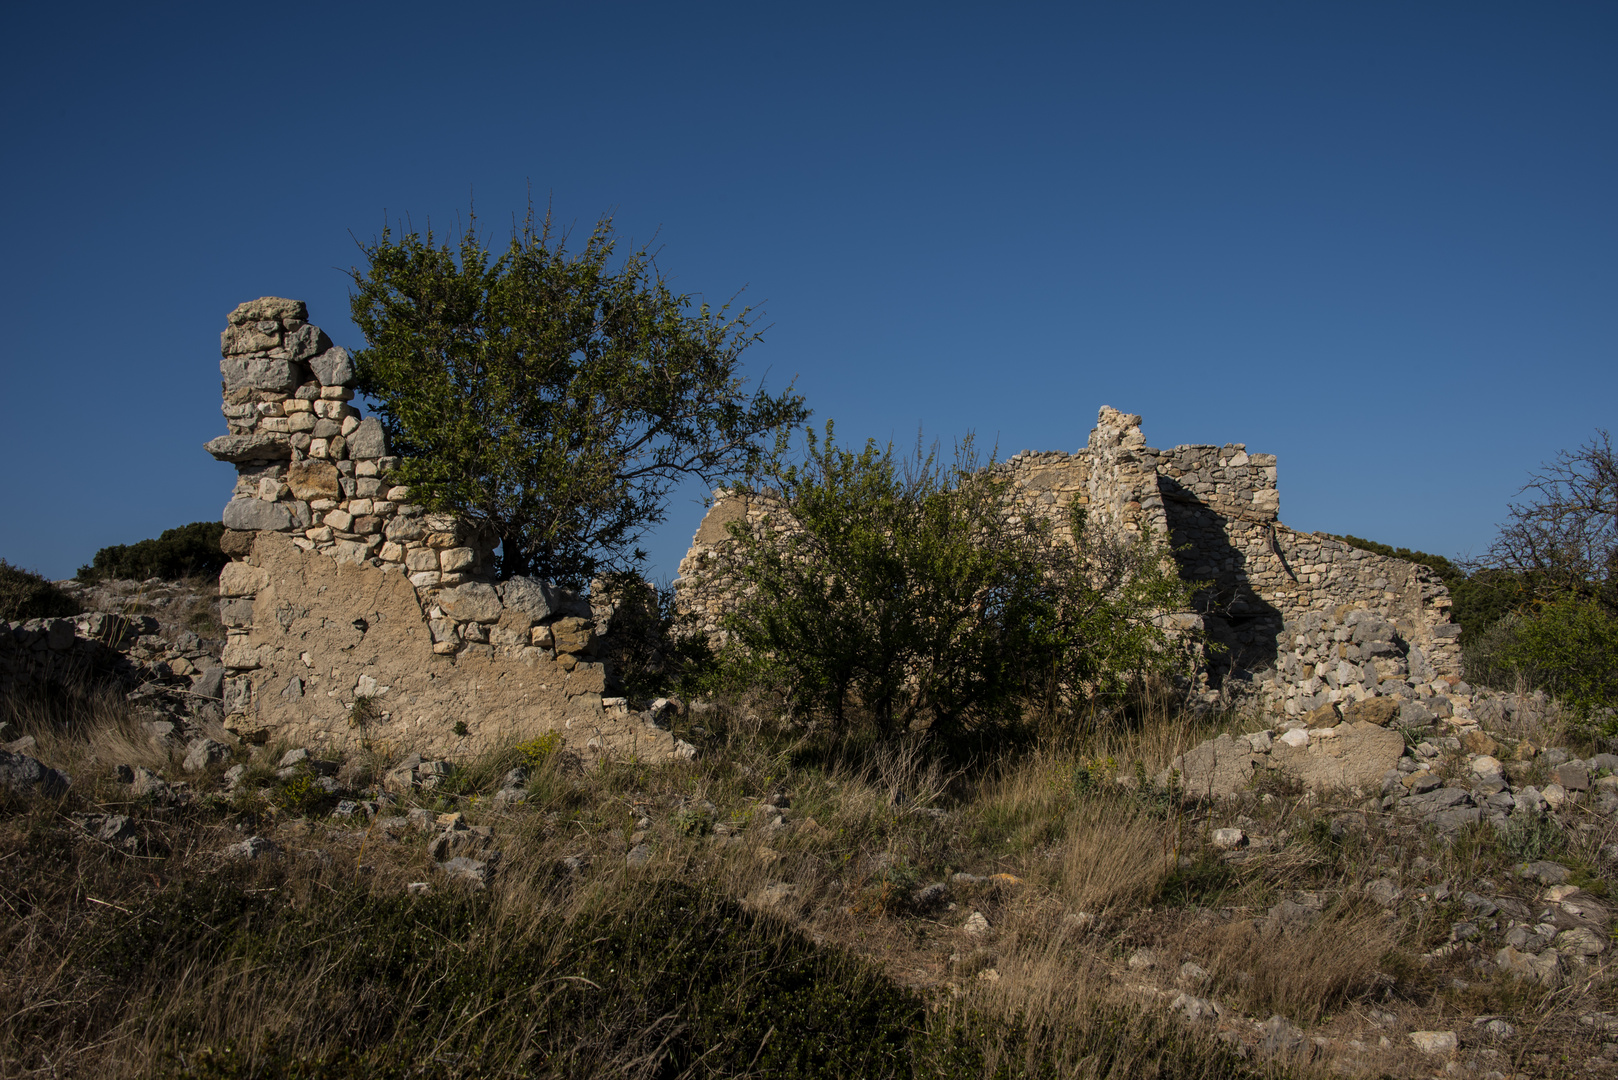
5;580;1618;1078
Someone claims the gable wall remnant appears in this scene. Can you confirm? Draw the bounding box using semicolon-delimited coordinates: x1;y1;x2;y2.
205;298;689;761
677;407;1462;718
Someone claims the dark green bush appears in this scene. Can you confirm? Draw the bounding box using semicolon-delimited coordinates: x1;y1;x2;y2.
0;558;81;621
77;521;227;583
719;426;1200;742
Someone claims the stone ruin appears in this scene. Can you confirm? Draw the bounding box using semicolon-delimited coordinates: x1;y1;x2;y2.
677;405;1464;718
204;298;691;762
202;297;1464;761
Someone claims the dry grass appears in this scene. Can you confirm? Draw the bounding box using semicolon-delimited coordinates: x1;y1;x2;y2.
10;683;1618;1078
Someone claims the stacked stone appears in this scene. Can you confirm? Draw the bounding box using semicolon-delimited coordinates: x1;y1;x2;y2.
675;405;1465;713
207;298;625;671
674;491;793;638
995;450;1091;529
1257;606;1468;718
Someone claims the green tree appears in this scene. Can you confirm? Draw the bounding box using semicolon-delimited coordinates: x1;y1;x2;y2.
349;208;809;586
718;425;1201;741
76;521;227;583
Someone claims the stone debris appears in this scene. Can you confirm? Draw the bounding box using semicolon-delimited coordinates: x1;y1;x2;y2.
1408;1030;1457;1055
437;856;489;887
0;749;71;797
224;835;277;860
182;737;231;773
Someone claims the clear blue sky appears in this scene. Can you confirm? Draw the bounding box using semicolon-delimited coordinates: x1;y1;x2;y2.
3;1;1613;583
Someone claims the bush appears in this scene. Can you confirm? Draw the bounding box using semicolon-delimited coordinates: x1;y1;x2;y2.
77;521;228;583
0;559;81;621
718;425;1201;742
1492;594;1618;718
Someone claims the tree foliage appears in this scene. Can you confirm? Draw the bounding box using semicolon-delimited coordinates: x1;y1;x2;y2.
717;425;1201;741
349;208;809;586
76;521;227;583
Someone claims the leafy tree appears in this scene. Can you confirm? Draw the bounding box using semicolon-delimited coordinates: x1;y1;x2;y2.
349;208;809;586
76;521;227;583
717;425;1201;741
1490;594;1618;717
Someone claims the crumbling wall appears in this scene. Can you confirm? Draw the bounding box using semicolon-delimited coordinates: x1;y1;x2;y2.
676;406;1462;716
206;298;688;761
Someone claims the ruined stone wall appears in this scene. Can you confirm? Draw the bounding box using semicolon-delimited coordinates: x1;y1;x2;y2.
206;298;687;761
676;406;1462;716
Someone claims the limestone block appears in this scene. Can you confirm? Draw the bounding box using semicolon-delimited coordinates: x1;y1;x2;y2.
309;438;329;459
409;571;441;588
1269;721;1404;793
348;498;374;516
341;414;360;437
353;515;381;535
228;297;306;326
379;542;404;562
206;433;292;463
221;635;264;670
348;417;388;459
219;563;270;597
281;322;329;362
437;582;503;623
405;548;440;573
309;346;353;387
328;434;347;459
551;617;595;655
1158;734;1258;797
439;547;475;572
497;576;560;621
385;516;426;542
286;460;341;501
323;509;354;532
220;325;280;356
222;497;292;532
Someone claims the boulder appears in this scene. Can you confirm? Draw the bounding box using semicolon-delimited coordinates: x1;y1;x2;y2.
1269;721;1405;792
0;750;71;797
309;346;354;386
182;738;231;774
1158;733;1259;797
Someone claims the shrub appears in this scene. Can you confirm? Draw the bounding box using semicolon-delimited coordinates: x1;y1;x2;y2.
77;521;228;583
0;558;81;621
1475;595;1618;719
718;425;1201;742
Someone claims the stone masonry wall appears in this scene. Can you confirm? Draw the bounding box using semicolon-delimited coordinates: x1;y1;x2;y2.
676;406;1462;717
206;298;689;762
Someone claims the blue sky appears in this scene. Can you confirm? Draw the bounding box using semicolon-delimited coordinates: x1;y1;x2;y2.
2;1;1613;583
